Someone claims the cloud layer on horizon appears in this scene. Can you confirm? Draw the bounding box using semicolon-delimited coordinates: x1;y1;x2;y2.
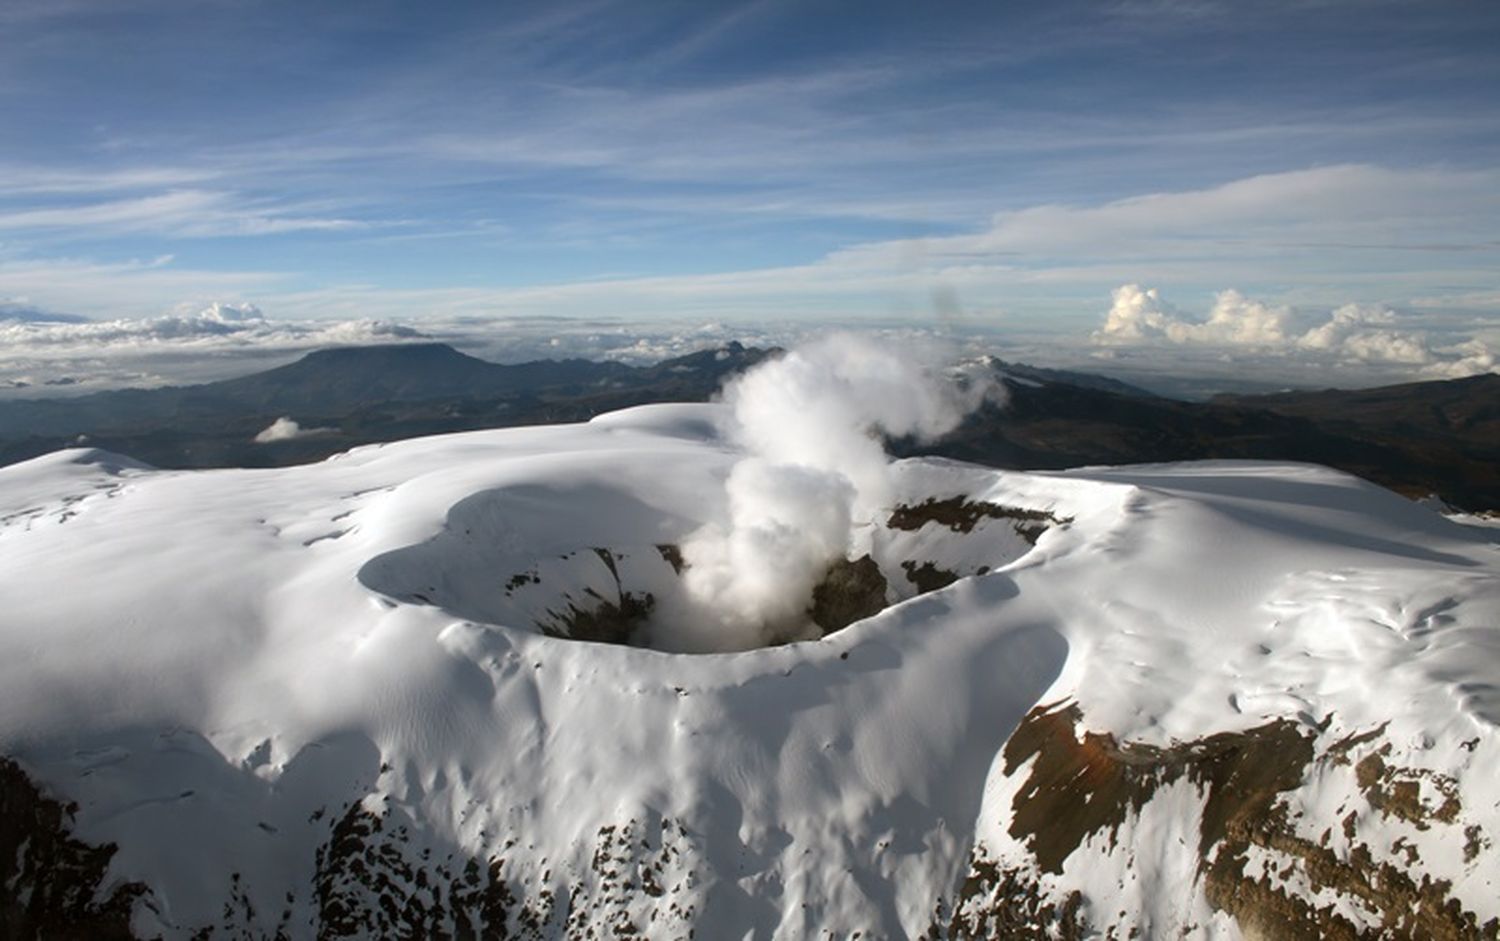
0;303;430;394
1094;284;1497;381
0;285;1495;403
0;305;848;396
0;301;422;352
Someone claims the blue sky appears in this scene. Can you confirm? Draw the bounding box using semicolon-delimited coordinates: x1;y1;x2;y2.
1;0;1499;369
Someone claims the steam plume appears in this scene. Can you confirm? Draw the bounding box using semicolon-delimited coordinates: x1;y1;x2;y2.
656;334;996;652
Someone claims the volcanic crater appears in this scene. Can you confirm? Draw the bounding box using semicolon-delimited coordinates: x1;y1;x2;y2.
357;481;1070;653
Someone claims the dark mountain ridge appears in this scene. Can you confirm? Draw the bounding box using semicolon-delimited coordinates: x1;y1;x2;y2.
1;343;1495;510
210;343;652;411
0;343;653;438
1217;373;1500;439
988;357;1158;398
917;372;1500;511
0;342;769;469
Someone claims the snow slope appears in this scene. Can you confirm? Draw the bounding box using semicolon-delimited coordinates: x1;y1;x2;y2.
1;403;1497;938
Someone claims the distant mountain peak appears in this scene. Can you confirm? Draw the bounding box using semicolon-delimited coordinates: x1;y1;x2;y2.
294;342;475;364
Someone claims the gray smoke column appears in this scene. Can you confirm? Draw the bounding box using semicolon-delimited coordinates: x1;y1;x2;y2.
659;334;998;652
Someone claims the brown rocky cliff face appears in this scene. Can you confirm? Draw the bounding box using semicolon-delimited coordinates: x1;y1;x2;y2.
0;758;147;940
944;703;1500;940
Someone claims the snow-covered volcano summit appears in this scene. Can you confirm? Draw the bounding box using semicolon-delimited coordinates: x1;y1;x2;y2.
1;401;1499;938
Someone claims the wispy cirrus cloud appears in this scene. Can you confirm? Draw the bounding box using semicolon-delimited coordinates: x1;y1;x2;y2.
828;165;1500;269
0;164;221;196
2;164;1498;332
0;190;367;239
449;164;1500;319
0;0;1494;330
0;255;284;319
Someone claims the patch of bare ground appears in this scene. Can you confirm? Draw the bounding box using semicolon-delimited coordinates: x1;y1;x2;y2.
539;591;655;646
887;497;1070;543
0;757;148;939
535;548;656;646
1355;746;1461;829
808;554;888;636
654;544;684;575
940;702;1498;939
901;560;960;594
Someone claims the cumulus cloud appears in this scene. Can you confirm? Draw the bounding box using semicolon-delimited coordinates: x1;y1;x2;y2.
194;301;266;324
254;417;334;443
1295;305;1432;364
1092;284;1498;379
1422;339;1498;379
1190;290;1298;346
1096;285;1296;346
1092;284;1180;342
653;334;998;653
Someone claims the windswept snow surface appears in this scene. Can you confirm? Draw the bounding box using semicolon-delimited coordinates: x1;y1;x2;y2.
0;403;1497;937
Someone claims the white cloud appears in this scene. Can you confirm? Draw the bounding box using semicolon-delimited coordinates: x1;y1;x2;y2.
0;255;284;319
1421;339;1498;380
0;165;1496;331
0;164;221;196
1092;283;1498;380
844;164;1500;278
411;164;1500;325
254;417;333;443
192;301;265;324
0;160;1493;396
1187;291;1298;346
1093;284;1178;341
1295;305;1434;365
0;190;364;239
0;304;988;399
1098;287;1298;346
0;302;422;349
0;304;431;396
1295;304;1390;352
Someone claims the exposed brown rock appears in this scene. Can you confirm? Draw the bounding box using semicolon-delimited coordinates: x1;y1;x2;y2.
943;704;1499;940
901;560;960;594
0;757;148;940
999;701;1314;874
808;554;889;635
947;858;1086;940
1355;746;1462;829
535;547;657;646
540;591;655;646
654;544;685;575
887;497;1069;543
